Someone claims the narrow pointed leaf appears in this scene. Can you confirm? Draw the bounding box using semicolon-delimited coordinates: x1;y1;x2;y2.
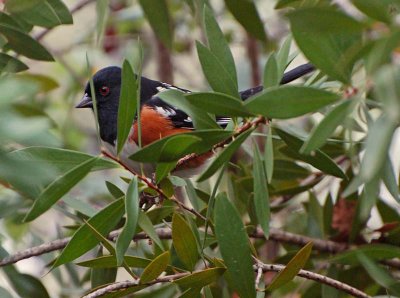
0;25;53;61
172;213;199;271
198;128;254;182
301;100;355;154
265;127;274;183
204;5;237;86
140;251;170;284
174;267;225;289
215;193;256;298
253;144;270;238
196;41;238;98
117;60;138;154
129;130;232;163
116;177;139;266
245;86;340;119
360;114;397;182
54;199;125;267
224;0;266;41
263;54;280;88
138;211;164;250
186;92;253;116
0;53;28;73
267;242;313;290
357;253;400;295
13;0;73;28
277;129;346;179
24;157;98;222
139;0;173;49
158;90;219;130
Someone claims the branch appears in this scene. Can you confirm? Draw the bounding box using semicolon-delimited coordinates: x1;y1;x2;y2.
255;262;371;298
2;226;399;270
82;261;370;298
100;149;206;221
176;116;266;169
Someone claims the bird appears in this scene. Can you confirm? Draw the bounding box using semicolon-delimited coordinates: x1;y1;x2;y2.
76;63;315;177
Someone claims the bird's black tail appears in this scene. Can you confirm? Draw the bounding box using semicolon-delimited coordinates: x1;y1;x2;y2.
239;63;315;100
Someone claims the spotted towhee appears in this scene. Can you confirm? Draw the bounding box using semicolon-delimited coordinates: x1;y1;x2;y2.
76;63;315;177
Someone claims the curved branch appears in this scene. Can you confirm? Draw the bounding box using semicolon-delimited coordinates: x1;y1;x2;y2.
82;262;370;298
256;262;371;298
2;226;399;270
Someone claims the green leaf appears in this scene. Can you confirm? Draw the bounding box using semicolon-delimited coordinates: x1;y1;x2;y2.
9;147;117;172
140;251;170;284
54;199;125;267
352;0;399;23
276;35;292;76
186;92;253;117
17;73;59;91
24;157;98;222
359;114;397;182
5;0;45;13
214;193;256;298
331;244;400;265
117;60;139;154
245;86;340;119
263;54;280;88
116;177;139;266
357;252;400;295
0;53;28;73
159;135;203;162
139;0;173;49
158;90;220;130
13;0;73;28
267;242;313;290
138;211;164;250
174;267;225;289
196;41;238;98
77;255;152;269
383;157;400;202
197;128;254;182
96;0;109;43
224;0;266;41
272;160;310;180
300;100;355;154
287;8;366;34
253;144;270;238
265;127;274;183
172;213;199;271
288;8;363;83
4;272;50;298
91;250;117;288
105;181;125;199
0;24;53;61
204;5;237;86
277;129;346;179
155;162;177;183
129;130;232;163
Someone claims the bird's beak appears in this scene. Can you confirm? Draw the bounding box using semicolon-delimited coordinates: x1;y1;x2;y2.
75;93;93;108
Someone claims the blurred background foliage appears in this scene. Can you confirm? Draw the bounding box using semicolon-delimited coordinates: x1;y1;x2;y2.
0;0;400;297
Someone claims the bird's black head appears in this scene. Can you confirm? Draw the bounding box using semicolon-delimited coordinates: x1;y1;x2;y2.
76;66;166;145
76;66;122;145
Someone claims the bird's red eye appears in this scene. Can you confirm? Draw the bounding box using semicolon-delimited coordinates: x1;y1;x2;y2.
99;86;110;96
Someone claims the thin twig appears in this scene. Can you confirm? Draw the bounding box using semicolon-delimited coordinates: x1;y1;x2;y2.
82;261;370;298
255;261;371;298
2;227;399;270
176;116;266;169
101;149;206;221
